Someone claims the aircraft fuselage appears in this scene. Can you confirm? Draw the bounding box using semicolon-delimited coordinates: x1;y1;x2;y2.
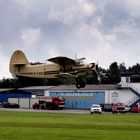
11;63;93;79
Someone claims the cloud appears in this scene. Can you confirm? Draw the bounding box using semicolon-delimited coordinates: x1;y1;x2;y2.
0;0;140;79
47;0;97;27
21;28;41;47
0;49;11;79
127;0;140;10
79;0;97;16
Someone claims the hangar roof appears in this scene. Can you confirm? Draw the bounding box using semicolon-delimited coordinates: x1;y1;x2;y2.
20;86;53;90
0;88;14;92
48;84;117;91
18;85;117;92
0;85;117;92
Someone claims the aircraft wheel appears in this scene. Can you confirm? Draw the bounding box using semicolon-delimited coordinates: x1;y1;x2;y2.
76;84;81;88
76;83;86;88
81;82;86;88
76;77;86;88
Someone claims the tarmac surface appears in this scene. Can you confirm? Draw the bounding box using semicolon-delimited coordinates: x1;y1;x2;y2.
0;108;91;114
0;108;139;114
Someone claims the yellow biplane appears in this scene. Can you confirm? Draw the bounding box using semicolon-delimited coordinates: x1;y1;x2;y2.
9;50;99;88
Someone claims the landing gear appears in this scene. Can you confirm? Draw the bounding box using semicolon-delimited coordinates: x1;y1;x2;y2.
76;77;86;88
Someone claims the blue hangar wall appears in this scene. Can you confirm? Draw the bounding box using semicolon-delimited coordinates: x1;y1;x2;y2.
0;90;32;102
49;91;105;109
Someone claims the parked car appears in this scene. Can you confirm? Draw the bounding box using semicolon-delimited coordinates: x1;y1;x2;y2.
130;105;140;113
112;102;125;114
90;104;102;114
2;102;20;108
102;103;113;112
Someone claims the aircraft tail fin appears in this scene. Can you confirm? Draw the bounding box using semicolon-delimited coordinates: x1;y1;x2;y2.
9;50;29;75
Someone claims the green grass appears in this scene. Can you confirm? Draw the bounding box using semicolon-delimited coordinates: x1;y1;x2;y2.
0;111;140;140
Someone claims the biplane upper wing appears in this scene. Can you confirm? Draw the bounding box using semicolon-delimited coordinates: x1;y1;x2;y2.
47;56;76;66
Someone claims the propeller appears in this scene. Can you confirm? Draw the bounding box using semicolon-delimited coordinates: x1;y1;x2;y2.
90;62;101;84
96;64;101;83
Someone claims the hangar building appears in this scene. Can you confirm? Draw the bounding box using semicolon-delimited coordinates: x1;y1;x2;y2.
1;73;140;109
18;83;140;109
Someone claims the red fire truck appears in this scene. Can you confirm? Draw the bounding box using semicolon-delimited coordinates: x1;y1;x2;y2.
33;97;65;110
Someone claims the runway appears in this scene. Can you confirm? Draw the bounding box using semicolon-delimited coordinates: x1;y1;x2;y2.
0;108;90;114
0;108;139;114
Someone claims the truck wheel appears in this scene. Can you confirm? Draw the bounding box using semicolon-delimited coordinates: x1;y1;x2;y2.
33;105;39;110
46;102;52;109
41;105;45;109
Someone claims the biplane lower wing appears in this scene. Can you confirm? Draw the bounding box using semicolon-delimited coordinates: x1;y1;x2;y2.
56;73;76;79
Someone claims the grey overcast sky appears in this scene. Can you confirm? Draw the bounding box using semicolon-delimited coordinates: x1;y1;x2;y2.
0;0;140;79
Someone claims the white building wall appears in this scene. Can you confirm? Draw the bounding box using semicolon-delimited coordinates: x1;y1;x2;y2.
8;98;19;104
105;89;137;105
121;76;130;83
105;90;112;104
30;98;38;109
8;98;38;109
20;98;30;108
44;91;50;97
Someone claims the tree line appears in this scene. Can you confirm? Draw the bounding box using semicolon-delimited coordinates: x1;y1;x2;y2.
0;62;140;88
